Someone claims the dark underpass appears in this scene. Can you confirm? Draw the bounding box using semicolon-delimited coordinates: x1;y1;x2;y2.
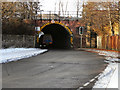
40;23;72;49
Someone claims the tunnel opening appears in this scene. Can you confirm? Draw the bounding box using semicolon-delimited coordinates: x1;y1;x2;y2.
40;23;71;49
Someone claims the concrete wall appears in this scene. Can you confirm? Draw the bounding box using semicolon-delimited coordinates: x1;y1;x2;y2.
97;36;102;49
2;35;35;48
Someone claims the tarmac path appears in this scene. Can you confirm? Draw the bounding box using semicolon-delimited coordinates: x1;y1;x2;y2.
2;49;107;89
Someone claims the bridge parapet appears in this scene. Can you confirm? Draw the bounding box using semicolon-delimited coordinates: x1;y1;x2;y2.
36;19;83;34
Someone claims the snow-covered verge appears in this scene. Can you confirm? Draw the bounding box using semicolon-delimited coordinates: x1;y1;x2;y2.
85;49;119;89
0;48;48;63
93;63;118;88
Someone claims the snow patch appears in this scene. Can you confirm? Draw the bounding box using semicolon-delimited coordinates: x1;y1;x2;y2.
0;48;47;63
87;49;119;58
84;49;119;88
87;49;120;62
93;63;118;88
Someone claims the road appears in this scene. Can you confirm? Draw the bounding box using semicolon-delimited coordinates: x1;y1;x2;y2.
2;49;107;89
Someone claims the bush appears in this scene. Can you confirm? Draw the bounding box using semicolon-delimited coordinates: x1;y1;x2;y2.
2;18;35;35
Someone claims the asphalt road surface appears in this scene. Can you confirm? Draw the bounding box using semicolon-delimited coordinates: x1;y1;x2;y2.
2;49;107;89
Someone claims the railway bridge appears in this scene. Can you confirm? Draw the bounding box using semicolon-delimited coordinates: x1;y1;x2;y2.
34;16;85;49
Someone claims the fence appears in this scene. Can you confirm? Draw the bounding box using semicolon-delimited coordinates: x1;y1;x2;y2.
2;35;35;48
97;35;120;51
2;34;120;51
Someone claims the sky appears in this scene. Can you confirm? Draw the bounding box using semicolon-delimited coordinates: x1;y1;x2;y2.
38;0;119;17
39;0;85;17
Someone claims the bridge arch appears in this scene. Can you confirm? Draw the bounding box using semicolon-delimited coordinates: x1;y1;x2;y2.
39;22;73;49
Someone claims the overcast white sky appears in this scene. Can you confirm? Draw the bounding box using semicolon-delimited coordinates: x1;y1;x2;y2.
39;0;85;17
3;0;118;17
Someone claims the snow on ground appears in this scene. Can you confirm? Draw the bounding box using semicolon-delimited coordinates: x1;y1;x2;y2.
86;49;120;61
0;48;47;63
85;49;119;89
93;63;118;88
107;63;118;88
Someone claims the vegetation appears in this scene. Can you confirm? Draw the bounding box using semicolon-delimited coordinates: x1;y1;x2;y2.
82;1;119;36
2;2;40;35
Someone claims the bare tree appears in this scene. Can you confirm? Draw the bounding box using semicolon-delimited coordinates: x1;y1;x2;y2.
118;1;120;35
82;1;119;36
76;0;80;18
58;1;61;16
65;1;68;16
61;2;64;16
2;2;40;35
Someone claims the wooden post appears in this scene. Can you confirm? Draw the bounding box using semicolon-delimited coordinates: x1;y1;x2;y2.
118;36;120;51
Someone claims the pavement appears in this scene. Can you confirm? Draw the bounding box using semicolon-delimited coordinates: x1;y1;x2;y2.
2;49;107;89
